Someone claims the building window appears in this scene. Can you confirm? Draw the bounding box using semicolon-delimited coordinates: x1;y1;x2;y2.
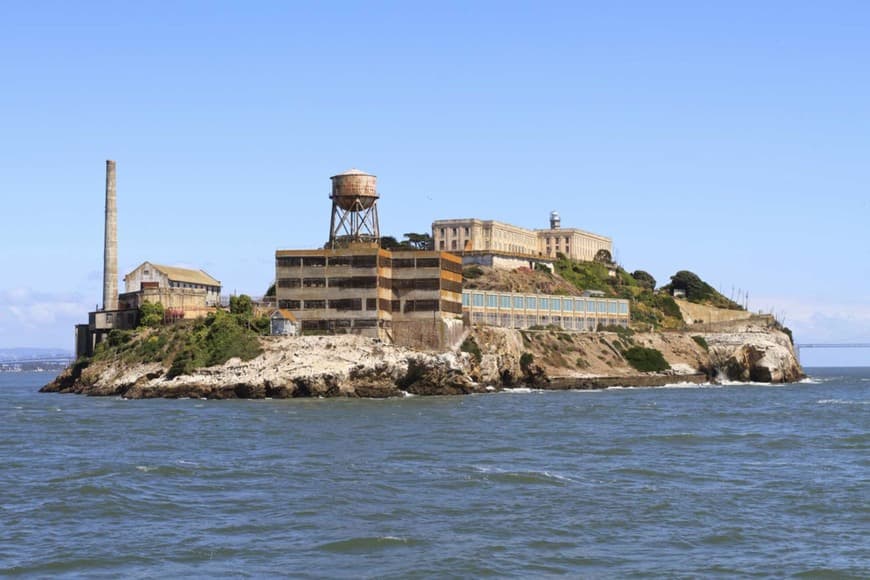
499;295;511;309
513;296;524;309
487;294;497;308
451;240;457;250
464;227;470;236
525;297;536;310
439;241;445;250
440;228;445;236
452;227;457;235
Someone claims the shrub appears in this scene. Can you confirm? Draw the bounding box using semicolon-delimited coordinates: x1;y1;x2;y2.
139;302;165;328
460;337;482;363
519;352;534;372
623;346;670;372
654;294;683;319
463;265;484;279
598;324;634;340
107;329;133;347
691;335;709;351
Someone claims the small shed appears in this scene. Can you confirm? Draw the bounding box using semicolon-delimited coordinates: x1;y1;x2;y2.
270;309;299;336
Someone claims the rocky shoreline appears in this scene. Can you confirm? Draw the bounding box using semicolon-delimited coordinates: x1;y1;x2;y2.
41;322;803;399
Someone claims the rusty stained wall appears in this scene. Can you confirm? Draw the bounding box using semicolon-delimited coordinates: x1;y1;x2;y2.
275;247;464;345
119;287;211;315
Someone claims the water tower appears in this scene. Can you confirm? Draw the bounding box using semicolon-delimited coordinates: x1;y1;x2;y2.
328;168;380;248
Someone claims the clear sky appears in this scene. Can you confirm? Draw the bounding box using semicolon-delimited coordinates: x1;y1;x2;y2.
1;1;868;366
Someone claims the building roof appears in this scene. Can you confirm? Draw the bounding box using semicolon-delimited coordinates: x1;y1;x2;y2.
333;168;373;177
148;263;220;287
271;309;297;321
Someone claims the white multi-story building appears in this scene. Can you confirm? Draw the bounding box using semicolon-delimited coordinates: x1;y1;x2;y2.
432;212;612;264
463;290;630;331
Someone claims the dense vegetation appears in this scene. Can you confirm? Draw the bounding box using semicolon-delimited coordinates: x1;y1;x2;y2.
552;256;685;330
380;232;434;251
663;270;743;310
622;346;671;372
93;297;270;378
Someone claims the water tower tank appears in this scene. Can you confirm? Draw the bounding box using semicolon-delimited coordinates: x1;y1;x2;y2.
330;168;378;211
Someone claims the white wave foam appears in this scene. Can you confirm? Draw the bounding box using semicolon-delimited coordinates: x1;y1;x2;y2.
607;382;718;390
817;399;869;406
136;465;155;472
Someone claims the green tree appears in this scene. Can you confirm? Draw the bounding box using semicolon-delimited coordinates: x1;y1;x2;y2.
138;301;165;328
403;232;433;250
631;270;656;290
594;249;612;264
265;283;276;298
229;294;253;317
668;270;711;301
380;236;403;250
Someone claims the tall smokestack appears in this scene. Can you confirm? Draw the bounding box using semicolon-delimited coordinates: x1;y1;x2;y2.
103;160;118;311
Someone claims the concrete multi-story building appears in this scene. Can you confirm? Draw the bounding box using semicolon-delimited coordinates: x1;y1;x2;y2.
274;247;463;349
463;289;630;331
432;212;613;266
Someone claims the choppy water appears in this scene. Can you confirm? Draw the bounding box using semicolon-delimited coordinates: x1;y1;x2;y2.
1;369;868;578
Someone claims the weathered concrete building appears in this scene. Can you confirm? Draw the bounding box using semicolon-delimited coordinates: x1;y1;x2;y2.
432;212;613;268
275;168;464;349
121;262;222;316
274;247;463;348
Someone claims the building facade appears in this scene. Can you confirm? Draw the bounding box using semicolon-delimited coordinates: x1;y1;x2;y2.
274;247;463;348
463;289;630;331
123;262;222;307
432;215;613;264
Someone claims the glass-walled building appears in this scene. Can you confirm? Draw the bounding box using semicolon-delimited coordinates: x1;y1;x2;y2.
462;290;630;330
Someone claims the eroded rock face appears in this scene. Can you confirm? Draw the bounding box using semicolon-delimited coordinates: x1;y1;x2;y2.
41;323;804;399
705;324;803;383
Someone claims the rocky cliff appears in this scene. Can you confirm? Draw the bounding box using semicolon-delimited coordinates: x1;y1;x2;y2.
42;321;802;399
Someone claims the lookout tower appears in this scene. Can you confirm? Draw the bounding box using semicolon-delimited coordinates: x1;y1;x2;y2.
328;168;380;248
549;210;561;230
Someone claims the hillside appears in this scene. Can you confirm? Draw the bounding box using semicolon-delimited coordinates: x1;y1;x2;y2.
465;257;752;332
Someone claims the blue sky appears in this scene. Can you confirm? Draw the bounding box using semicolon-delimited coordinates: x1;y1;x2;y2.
1;1;868;365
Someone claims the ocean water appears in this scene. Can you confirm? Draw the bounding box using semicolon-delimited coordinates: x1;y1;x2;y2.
1;369;867;578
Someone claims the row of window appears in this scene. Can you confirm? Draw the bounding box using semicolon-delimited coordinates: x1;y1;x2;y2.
276;298;462;314
168;281;215;291
276;255;379;268
278;276;456;291
469;311;629;330
301;319;380;331
463;292;629;315
277;255;452;270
